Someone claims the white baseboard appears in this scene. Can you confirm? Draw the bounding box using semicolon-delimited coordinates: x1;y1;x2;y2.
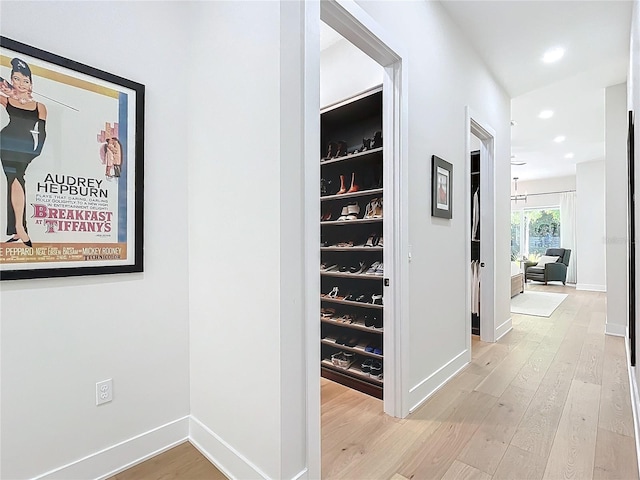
605;322;627;337
189;415;271;480
626;361;640;477
408;349;469;414
33;415;189;480
495;317;513;341
575;283;607;292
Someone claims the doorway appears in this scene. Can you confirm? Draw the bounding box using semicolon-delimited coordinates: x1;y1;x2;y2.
465;110;502;348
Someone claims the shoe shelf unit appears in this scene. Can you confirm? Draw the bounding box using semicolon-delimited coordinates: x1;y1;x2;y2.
320;86;384;400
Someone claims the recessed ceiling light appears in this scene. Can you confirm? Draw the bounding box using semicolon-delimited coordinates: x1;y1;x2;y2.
542;47;565;63
554;135;566;143
511;161;527;166
539;110;554;119
564;153;574;159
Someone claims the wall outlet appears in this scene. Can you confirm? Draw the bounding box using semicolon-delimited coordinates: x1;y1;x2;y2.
96;379;113;405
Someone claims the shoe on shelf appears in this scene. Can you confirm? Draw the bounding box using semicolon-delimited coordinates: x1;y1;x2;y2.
364;314;374;327
364;234;377;247
325;286;339;298
335;241;354;247
320;308;336;319
366;261;381;275
371;294;383;306
323;141;338;161
376;236;383;247
355;294;368;303
335;140;348;157
372;131;382;148
361;358;373;374
345;336;359;347
337;174;347;194
347;172;360;193
375;263;384;276
370;360;382;378
346;203;360;215
321;263;338;272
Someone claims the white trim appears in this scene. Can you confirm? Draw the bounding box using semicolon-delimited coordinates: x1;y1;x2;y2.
409;349;468;393
292;468;309;480
33;416;189;480
465;107;498;343
189;415;270;480
495;317;513;341
303;1;322;479
605;322;628;337
408;350;469;413
319;0;408;421
576;283;607;292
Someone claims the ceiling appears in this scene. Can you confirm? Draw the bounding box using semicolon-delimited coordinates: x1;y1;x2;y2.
438;1;633;181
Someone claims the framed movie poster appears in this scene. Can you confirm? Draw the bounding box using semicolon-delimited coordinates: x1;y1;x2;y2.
432;155;452;219
0;37;144;280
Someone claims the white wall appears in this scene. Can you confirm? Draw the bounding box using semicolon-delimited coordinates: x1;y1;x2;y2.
320;36;383;107
187;2;308;479
576;160;607;291
354;1;511;412
0;2;191;479
605;83;629;336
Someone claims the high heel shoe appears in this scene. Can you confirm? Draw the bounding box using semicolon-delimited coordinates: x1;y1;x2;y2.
5;237;19;243
337;174;347;195
23;239;32;247
347;172;359;193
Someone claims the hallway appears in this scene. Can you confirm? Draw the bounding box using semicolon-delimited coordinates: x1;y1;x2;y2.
321;285;637;479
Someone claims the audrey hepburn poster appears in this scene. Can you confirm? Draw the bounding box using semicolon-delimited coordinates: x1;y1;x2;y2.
0;36;144;280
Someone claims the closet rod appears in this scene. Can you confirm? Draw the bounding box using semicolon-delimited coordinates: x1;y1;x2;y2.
514;189;576;197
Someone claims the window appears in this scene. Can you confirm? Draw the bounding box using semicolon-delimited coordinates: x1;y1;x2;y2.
511;207;561;259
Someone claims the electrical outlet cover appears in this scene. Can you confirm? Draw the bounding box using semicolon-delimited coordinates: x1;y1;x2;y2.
96;379;113;405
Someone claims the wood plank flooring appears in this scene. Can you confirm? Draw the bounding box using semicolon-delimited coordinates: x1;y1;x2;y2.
321;285;638;479
112;286;637;480
107;441;227;480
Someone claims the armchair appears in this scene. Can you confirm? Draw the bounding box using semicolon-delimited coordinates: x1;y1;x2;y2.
525;248;571;285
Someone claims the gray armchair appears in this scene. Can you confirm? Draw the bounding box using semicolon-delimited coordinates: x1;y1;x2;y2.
525;248;571;285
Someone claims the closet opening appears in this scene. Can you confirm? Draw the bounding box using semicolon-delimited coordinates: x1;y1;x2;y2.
470;141;481;338
465;109;500;347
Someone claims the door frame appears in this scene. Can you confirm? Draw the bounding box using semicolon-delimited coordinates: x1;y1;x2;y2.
304;0;409;476
465;108;501;347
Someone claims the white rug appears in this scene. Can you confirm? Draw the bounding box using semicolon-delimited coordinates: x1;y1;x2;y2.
510;291;568;317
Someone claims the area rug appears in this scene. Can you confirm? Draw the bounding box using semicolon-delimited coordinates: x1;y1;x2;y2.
510;291;568;317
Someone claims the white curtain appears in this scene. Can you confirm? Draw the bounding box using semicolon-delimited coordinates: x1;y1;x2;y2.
560;192;577;284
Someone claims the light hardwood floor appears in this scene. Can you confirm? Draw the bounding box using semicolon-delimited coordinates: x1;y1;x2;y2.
321;285;638;479
113;285;637;479
107;441;227;480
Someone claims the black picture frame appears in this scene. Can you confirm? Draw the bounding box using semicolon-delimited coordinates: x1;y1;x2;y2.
432;155;453;219
628;110;636;366
0;36;144;280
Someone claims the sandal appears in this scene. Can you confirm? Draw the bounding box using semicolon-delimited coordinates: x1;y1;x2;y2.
326;286;339;298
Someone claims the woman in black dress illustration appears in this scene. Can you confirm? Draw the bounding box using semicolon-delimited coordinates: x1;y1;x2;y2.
0;58;47;247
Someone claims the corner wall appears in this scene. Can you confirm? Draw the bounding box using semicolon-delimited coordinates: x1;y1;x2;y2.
187;2;308;479
576;160;607;292
0;2;191;479
605;83;629;336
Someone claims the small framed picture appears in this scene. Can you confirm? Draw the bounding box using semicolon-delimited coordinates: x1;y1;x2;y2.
432;155;452;219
